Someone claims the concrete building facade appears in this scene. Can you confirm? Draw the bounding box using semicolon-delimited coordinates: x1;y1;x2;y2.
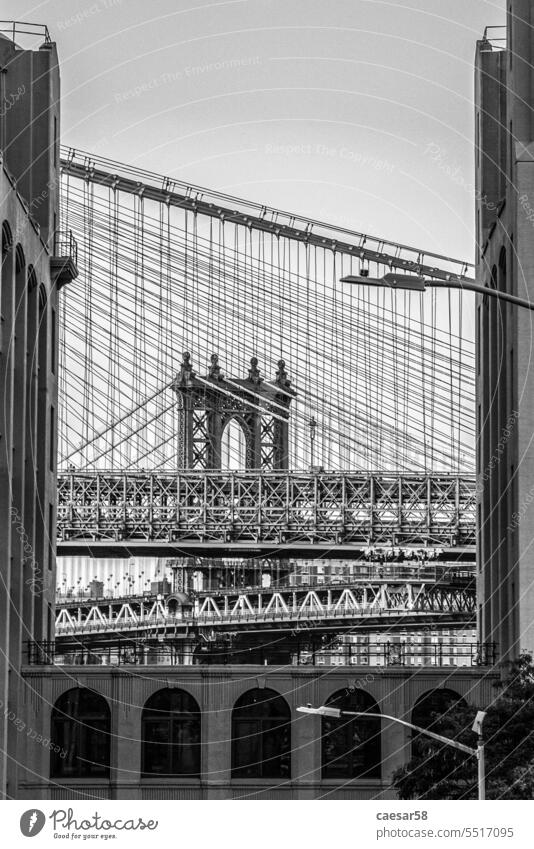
0;26;76;798
17;665;495;800
475;2;534;661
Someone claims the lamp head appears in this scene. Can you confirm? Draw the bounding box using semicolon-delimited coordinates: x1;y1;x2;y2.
472;710;486;734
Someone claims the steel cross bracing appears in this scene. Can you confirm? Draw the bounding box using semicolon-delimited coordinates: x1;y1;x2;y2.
53;578;475;637
57;470;476;556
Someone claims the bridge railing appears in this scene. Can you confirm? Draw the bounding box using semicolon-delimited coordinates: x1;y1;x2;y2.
57;471;476;546
25;640;497;668
54;567;476;607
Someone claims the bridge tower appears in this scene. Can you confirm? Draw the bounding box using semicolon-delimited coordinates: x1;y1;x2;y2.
172;352;295;470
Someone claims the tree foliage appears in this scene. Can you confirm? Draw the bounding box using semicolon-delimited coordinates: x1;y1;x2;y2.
392;654;534;799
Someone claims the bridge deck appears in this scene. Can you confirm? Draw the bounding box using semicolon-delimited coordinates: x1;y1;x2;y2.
57;471;476;556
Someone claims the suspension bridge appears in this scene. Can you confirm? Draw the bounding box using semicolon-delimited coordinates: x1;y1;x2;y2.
49;146;481;661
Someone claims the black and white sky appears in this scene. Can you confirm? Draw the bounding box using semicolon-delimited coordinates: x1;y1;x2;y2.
5;0;506;262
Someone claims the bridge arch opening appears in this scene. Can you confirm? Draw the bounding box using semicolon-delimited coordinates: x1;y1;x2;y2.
142;688;201;777
221;417;248;470
231;687;291;779
321;688;381;779
411;688;467;759
50;687;110;778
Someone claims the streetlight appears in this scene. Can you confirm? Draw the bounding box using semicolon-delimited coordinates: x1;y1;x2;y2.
341;272;534;312
297;704;486;800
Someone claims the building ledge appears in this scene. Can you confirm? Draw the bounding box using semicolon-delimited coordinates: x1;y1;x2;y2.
50;255;78;288
51;229;79;288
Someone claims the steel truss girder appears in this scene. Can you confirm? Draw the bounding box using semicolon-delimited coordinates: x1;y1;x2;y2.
57;471;476;549
54;579;475;637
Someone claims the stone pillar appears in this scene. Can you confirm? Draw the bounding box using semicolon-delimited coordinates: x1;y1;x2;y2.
380;676;409;798
201;672;232;799
0;235;14;796
291;675;321;799
111;676;142;799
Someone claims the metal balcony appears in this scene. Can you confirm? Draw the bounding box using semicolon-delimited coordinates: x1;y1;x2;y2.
51;228;78;288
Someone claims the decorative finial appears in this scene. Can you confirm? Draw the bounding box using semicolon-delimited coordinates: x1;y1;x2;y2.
208;353;223;381
248;356;262;385
177;351;196;386
275;359;291;390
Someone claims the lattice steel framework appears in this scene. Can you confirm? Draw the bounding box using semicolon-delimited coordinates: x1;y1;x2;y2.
173;352;294;470
57;470;476;550
53;576;475;637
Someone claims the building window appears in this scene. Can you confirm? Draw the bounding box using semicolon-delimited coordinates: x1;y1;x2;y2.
50;688;110;778
232;687;291;779
142;688;200;778
321;688;381;779
411;688;466;758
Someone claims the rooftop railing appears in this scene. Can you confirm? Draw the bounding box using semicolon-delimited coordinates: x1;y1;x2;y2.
0;21;51;45
483;25;506;50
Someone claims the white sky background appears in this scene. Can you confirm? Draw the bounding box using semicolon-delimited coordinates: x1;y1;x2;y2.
4;0;505;264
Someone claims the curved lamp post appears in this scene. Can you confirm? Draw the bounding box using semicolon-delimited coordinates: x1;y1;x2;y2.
340;272;534;312
297;704;486;800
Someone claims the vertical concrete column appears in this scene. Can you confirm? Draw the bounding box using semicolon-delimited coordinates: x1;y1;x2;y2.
6;250;28;798
380;676;409;797
19;681;51;799
0;240;14;797
34;287;49;642
110;675;142;799
201;673;232;799
290;675;321;799
22;279;38;637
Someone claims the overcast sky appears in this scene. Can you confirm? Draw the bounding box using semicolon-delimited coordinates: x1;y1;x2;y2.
5;0;506;262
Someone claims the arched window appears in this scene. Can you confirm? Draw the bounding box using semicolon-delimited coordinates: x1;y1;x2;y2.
221;417;247;469
232;687;291;779
50;688;110;778
498;246;507;289
142;688;201;777
39;283;47;311
322;689;381;779
15;243;25;275
411;688;467;758
27;265;37;291
2;221;13;256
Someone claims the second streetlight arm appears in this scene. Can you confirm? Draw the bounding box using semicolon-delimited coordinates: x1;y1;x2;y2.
340;710;476;756
424;279;534;312
341;274;534;312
